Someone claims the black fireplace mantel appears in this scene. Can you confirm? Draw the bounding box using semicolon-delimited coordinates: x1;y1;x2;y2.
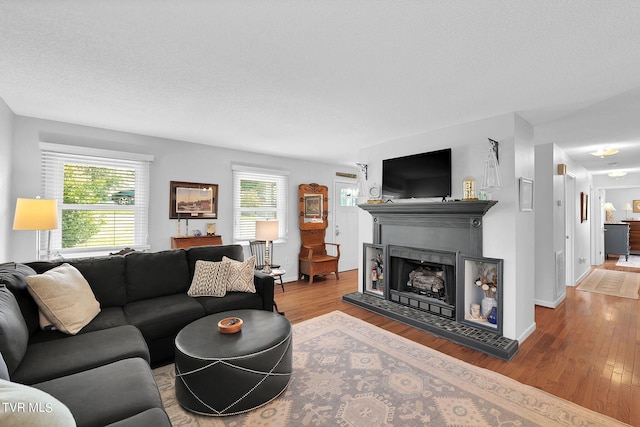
358;200;497;216
359;200;497;257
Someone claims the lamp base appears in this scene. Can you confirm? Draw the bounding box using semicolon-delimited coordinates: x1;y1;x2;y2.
262;264;273;274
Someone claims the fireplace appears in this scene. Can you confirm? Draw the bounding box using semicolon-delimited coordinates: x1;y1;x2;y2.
345;200;519;361
388;245;456;319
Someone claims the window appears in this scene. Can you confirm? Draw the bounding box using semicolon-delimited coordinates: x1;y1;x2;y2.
339;187;358;206
232;164;289;243
40;143;153;258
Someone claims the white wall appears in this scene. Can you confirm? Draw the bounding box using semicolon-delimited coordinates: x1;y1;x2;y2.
357;113;536;342
0;97;14;262
6;116;356;281
534;143;592;307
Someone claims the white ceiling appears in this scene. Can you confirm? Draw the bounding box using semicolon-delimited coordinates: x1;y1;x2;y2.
1;1;640;174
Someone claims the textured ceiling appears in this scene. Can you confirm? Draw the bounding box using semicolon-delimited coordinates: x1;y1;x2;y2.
1;1;640;174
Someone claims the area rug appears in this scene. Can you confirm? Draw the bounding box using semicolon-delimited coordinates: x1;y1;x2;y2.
616;254;640;269
154;311;627;426
576;269;640;299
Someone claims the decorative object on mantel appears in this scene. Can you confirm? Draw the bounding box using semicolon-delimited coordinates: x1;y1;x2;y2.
480;138;503;197
462;176;477;200
518;177;534;211
603;202;616;223
367;183;382;203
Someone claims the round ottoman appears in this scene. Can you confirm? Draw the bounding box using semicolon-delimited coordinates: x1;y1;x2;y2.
174;309;292;416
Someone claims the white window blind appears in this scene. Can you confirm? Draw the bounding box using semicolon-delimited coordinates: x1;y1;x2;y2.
232;164;289;243
40;143;153;258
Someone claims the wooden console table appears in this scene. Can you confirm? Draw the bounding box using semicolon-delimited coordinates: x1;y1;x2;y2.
171;235;222;249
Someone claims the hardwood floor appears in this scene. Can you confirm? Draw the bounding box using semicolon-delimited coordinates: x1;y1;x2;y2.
275;261;640;426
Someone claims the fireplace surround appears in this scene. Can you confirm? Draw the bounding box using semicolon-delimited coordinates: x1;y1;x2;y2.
345;200;519;360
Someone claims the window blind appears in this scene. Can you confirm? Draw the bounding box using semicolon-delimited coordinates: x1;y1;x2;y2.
232;164;289;243
40;143;152;258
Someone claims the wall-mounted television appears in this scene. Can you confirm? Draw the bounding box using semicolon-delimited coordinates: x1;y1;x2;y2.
382;148;452;199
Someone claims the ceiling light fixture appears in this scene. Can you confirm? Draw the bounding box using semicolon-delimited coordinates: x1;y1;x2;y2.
590;148;619;158
608;171;627;177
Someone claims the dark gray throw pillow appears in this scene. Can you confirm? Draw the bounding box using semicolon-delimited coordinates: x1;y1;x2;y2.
0;285;30;375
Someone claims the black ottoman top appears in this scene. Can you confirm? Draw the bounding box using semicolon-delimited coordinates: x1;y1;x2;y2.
175;309;291;360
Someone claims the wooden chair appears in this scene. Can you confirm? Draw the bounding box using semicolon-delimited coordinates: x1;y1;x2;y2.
298;183;341;285
249;240;285;291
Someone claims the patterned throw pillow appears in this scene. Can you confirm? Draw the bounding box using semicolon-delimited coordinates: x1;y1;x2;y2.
223;256;256;293
187;260;231;297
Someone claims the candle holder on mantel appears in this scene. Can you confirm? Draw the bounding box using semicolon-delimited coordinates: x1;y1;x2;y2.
463;176;477;200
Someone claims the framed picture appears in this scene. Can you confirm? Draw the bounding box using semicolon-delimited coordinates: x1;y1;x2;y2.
303;194;323;223
634;200;640;213
580;192;588;223
519;177;534;212
169;181;218;219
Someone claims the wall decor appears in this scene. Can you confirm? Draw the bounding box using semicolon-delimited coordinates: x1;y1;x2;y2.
169;181;218;219
303;194;323;223
580;192;588;223
634;200;640;213
519;177;534;211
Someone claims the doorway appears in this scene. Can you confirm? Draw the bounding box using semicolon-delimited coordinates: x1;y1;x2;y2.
333;179;359;271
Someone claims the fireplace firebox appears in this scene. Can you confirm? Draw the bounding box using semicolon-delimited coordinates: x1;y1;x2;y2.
388;245;457;319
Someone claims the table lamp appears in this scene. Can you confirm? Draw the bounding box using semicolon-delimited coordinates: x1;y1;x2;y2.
13;197;59;260
255;220;279;274
603;202;616;223
623;202;632;219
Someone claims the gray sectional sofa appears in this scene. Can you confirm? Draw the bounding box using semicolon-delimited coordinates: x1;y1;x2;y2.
0;244;276;426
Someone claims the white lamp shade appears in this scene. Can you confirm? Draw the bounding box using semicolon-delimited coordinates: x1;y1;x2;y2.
13;198;59;230
255;220;279;241
602;202;616;211
623;203;633;211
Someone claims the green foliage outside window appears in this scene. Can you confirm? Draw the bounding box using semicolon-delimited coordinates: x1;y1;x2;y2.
62;164;134;248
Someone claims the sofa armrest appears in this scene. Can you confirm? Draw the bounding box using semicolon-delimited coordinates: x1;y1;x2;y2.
253;271;275;311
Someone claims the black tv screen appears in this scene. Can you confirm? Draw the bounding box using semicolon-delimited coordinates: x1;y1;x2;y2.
382;148;452;199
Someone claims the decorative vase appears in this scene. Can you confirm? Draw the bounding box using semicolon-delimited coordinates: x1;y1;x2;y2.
487;306;498;324
481;297;497;318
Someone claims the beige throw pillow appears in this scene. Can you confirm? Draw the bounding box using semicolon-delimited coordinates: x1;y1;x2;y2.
26;263;100;335
187;260;230;297
223;256;256;293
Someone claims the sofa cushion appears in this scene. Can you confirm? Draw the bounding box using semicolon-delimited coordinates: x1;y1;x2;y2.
0;285;29;375
34;358;163;427
69;256;127;308
0;262;40;335
125;250;190;302
12;325;149;385
28;307;129;344
223;255;256;293
195;292;264;314
185;244;244;279
0;379;76;426
26;263;101;335
124;294;204;342
187;260;230;297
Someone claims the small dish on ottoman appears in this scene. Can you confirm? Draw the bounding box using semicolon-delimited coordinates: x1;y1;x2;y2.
217;317;243;334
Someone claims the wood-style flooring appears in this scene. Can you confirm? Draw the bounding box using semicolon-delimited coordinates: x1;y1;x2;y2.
275;257;639;426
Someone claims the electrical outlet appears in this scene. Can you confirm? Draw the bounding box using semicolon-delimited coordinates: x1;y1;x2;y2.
284;258;289;265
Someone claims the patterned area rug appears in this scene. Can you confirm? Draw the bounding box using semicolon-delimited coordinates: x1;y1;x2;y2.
616;255;640;269
577;269;640;299
154;311;628;426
